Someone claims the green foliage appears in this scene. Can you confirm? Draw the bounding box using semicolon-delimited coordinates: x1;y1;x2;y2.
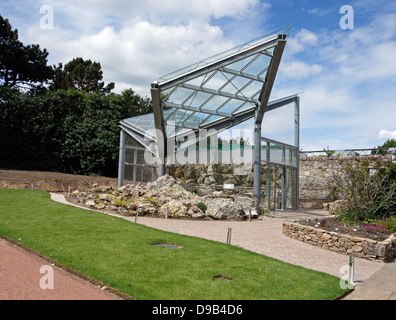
197;202;207;213
0;16;153;177
0;15;52;93
333;155;396;221
0;87;152;177
49;58;115;94
372;139;396;155
323;146;336;157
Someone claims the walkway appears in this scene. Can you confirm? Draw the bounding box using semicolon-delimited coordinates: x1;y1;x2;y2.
50;193;396;299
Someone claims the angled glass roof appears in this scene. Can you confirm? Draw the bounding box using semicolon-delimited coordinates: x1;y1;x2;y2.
151;26;291;138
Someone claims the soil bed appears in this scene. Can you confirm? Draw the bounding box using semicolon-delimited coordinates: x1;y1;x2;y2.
298;216;391;241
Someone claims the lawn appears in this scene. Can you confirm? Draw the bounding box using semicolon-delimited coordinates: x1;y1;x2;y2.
0;188;348;300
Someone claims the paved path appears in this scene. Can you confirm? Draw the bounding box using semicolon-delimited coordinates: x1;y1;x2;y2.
0;238;124;300
50;193;396;300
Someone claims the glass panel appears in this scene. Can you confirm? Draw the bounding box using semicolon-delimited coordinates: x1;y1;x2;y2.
125;134;144;148
261;142;267;162
185;72;214;87
183;112;208;128
285;147;298;167
202;71;230;91
200;95;230;111
226;55;258;73
243;53;272;76
165;109;194;123
183;91;213;108
167;87;195;104
158;26;291;82
217;99;245;114
270;143;283;164
239;80;263;98
220;76;251;95
137;150;146;164
200;114;222;125
125;148;135;164
135;116;155;131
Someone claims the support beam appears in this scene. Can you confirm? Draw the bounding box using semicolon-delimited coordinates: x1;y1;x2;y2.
117;130;126;188
253;109;262;208
295;96;300;209
256;36;287;124
151;84;167;177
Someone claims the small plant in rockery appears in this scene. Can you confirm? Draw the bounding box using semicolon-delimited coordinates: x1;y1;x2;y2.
191;187;199;194
197;202;207;213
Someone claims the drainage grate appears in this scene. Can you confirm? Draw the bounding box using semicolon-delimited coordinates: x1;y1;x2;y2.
212;275;234;281
151;243;182;249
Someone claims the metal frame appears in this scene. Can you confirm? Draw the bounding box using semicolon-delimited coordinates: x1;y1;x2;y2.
118;27;301;211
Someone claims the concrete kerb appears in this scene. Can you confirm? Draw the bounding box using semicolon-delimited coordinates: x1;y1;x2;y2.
51;193;391;299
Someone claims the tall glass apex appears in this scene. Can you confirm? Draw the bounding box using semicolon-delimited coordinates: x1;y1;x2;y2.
159;26;292;83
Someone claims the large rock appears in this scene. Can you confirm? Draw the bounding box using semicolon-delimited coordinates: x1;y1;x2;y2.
136;201;157;216
147;174;176;189
206;198;245;220
159;200;188;218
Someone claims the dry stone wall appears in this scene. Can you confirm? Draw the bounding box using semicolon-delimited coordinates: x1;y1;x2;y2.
283;220;396;262
298;156;343;209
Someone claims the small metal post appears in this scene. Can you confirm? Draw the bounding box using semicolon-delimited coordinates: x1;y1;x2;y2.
249;210;252;222
135;212;138;223
31;181;35;190
226;227;232;244
349;256;355;286
165;207;168;220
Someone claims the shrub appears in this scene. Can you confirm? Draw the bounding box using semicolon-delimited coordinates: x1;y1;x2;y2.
333;155;396;221
197;202;207;213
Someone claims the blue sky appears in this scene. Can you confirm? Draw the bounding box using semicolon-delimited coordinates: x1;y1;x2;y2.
1;0;396;151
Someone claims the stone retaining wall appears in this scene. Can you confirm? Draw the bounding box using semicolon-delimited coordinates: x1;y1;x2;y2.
283;220;396;262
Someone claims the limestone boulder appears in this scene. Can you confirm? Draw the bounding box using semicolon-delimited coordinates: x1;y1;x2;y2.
159;200;188;218
136;201;158;216
205;198;245;220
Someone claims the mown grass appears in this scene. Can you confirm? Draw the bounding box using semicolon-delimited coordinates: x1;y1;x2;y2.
0;189;348;300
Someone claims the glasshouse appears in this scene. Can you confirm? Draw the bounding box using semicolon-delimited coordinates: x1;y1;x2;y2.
118;27;300;211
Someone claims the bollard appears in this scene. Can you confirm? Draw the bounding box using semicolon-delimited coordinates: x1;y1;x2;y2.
349;256;355;286
135;212;138;223
165;207;168;220
249;210;252;222
226;227;232;244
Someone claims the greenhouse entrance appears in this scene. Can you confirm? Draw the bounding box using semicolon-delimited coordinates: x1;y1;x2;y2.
118;26;300;211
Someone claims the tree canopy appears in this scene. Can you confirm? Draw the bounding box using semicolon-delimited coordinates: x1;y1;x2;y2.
50;58;115;94
0;15;152;177
0;15;52;93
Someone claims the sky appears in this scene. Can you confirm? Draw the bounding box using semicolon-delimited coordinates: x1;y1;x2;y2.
1;0;396;151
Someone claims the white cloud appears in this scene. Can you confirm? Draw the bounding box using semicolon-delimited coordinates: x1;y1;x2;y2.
286;28;318;55
43;0;261;27
17;0;265;96
378;129;396;140
28;21;235;95
280;61;322;79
